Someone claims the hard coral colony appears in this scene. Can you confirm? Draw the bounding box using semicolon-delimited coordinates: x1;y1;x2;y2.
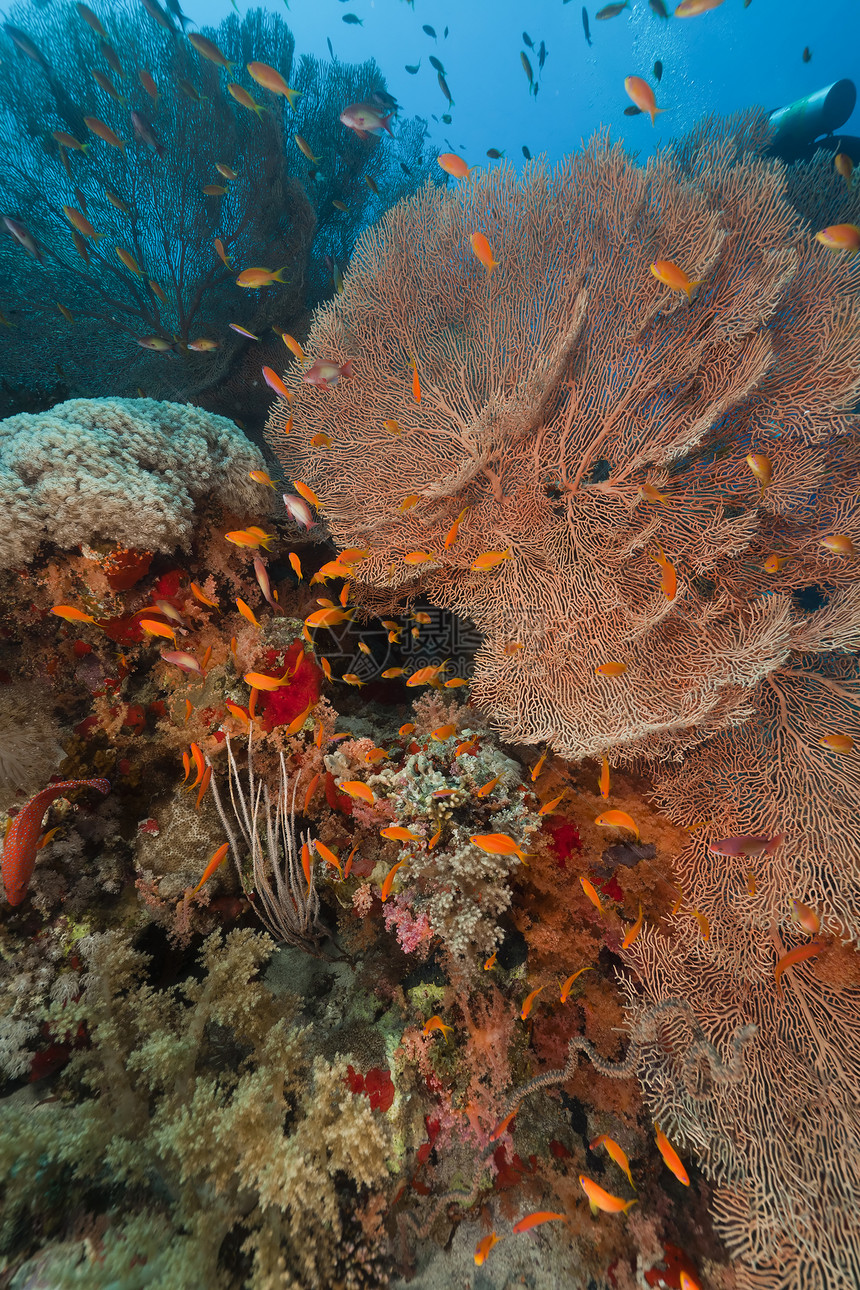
0;2;858;1290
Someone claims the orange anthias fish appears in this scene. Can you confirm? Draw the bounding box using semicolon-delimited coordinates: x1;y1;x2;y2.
538;792;566;815
406;663;448;688
228;82;266;116
819;534;856;555
512;1212;566;1234
305;607;352;629
675;0;724;14
470;231;498;273
473;1232;498;1266
52;604;96;624
520;985;543;1020
595;661;627;676
431;723;457;741
624;76;665;125
470;833;527;861
422;1015;453;1040
580;876;605;915
247;61;302;106
691;909;710;940
489;1107;518;1141
484;949;498;970
774;940;821;995
814;224;860;252
225;528;274;550
262;366;292;400
2;778;111;905
314;839;342;875
438;152;474;179
650;259;700;301
190;581;219;609
790;898;821;935
655;1126;690;1185
410;357;422;403
244;670;290;690
380;826;421;843
139;618;177;644
188;33;234;69
236;266;286;289
621;902;644;949
708;832;784;857
338;780;375;805
649;541;677;600
560;966;593;1002
590;1134;635;1188
472;549;511;571
834;153;854;187
595;809;639;840
819;733;854;753
192;842;230;894
579;1175;637;1215
444;506;469;549
746;452;772;496
599;756;610;800
236;599;260;628
380;858;405;901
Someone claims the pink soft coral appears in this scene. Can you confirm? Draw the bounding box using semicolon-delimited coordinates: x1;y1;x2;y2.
383;892;434;957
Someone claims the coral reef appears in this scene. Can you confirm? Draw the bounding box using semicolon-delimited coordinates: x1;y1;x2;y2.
264;111;860;765
0;398;268;567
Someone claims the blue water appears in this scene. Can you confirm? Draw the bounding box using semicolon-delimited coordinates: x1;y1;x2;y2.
184;0;860;165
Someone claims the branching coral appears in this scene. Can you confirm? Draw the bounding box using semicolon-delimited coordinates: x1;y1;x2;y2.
0;397;269;568
264;112;860;764
0;928;394;1288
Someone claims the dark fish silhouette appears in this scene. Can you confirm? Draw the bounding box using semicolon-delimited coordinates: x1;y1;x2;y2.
522;144;532;159
441;113;452;123
140;0;176;33
405;62;420;73
438;71;453;105
523;31;534;47
596;1;629;18
649;0;670;16
654;59;663;81
429;55;445;73
624;105;643;115
164;0;191;29
4;23;50;69
582;7;592;44
521;50;534;93
802;46;811;62
423;24;437;39
538;40;548;70
327;37;334;57
486;148;504;158
343;13;363;24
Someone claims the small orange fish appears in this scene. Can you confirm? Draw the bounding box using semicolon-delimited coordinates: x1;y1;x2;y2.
303;773;320;813
595;809;639;840
380;826;421;843
249;469;277;488
531;751;548;782
184;698;193;722
650;259;700;301
226;702;251;728
470;833;526;861
654;1126;689;1185
422;1015;453;1040
243;670;290;690
403;550;436;565
819;733;854;753
399;493;421;511
314;839;342;875
236;266;286;289
444;507;469;549
470;231;498;273
139;618;177;644
504;642;523;655
484;949;498;971
214;237;232;267
189;742;205;789
774;940;821;994
382;667;406;679
310;432;332;448
262;366;293;401
338;780;375;805
438;152;473;179
427;826;442;850
52;604;96;624
814;224;860;252
473;1231;498;1266
406;663;448;687
512;1211;566;1234
580;876;605;915
247;61;302;106
287;701;314;735
282;332;306;362
190;581;219;609
639;482;669;504
409;355;422;403
192;841;230;894
538;792;566;815
380;858;405;901
595;661;627;676
790;898;820;934
621;902;644;949
489;1107;518;1140
746;452;772;496
745;870;757;896
834;153;854;187
819;534;856;555
590;1134;635;1188
305;607;352;629
624;76;665;125
520;985;543;1020
341;673;365;688
431;723;457;741
764;553;791;573
560;966;593;1002
293;480;320;510
679;1273;704;1290
649;540;677;601
226;528;274;550
579;1175;637;1215
236;599;260;628
471;549;511;571
399;723;415;736
691;909;710;940
181;750;191;783
599;756;610;800
382;419;402;435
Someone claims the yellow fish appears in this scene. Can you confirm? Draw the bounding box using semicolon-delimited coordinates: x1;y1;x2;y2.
594;809;639;840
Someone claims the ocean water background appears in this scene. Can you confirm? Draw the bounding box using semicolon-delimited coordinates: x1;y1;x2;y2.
184;0;860;167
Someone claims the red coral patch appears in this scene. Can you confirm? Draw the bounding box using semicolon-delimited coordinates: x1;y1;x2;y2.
543;814;583;869
259;640;322;732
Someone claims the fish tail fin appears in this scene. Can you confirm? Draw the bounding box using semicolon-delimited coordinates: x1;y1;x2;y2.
766;832;786;855
382;113;395;135
624;1199;638;1212
651;107;667;126
589;1201;599;1216
340;358;354;377
272;267;288;282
